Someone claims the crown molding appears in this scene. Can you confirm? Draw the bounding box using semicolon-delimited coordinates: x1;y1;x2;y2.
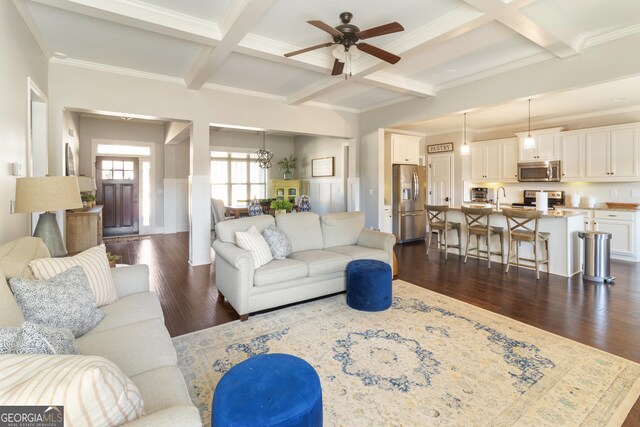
49;57;185;84
583;23;640;49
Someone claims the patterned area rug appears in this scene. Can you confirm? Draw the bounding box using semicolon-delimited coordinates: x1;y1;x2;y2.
173;280;640;426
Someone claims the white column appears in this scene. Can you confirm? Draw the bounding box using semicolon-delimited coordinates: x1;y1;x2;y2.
189;119;211;265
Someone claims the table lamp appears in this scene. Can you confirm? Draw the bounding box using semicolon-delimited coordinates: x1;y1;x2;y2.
15;176;83;257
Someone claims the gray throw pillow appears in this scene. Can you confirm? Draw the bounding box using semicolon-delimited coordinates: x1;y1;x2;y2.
16;322;79;355
0;328;19;353
10;266;105;338
262;225;292;260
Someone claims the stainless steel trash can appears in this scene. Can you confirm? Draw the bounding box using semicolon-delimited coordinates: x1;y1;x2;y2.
578;231;614;283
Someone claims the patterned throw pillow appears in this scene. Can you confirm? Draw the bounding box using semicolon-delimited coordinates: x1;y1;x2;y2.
0;328;19;353
235;225;273;268
29;244;118;307
262;225;292;260
0;354;145;426
10;266;105;338
15;322;79;355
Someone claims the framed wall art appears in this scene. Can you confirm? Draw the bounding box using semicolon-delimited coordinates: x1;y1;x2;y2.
311;157;334;177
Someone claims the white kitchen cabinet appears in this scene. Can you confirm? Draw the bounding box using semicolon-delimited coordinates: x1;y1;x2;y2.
585;126;639;179
560;133;585;180
501;138;518;182
470;141;501;180
391;134;421;165
516;128;561;162
593;210;639;260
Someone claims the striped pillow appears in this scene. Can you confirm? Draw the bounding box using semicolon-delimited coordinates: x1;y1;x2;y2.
0;354;144;426
235;225;273;268
29;245;117;307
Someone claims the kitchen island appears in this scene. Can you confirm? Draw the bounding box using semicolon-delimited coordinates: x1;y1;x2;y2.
439;205;585;277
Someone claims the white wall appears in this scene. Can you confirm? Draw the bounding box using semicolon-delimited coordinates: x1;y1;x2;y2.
164;140;190;233
0;2;48;244
360;130;385;229
63;111;80;176
78;117;165;230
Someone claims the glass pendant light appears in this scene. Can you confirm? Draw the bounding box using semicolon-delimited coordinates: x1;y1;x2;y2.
460;112;470;156
523;98;535;150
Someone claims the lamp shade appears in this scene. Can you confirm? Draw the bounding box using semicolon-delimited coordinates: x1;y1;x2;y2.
77;176;97;192
15;176;83;213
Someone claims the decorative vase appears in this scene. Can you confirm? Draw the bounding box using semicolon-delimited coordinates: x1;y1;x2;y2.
283;169;292;180
298;195;311;212
248;198;263;216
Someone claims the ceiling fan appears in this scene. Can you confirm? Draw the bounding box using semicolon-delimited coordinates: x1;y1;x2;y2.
284;12;404;76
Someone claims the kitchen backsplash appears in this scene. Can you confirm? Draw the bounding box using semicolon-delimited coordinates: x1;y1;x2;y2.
463;181;640;208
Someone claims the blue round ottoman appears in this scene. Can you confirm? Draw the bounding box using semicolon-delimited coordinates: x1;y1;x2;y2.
346;259;392;311
212;353;322;427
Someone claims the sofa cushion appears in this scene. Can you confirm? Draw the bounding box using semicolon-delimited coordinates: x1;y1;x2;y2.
10;266;106;338
90;292;164;334
321;212;365;248
235;226;273;268
0;236;50;279
131;366;193;414
289;250;351;277
76;318;176;378
0;354;144;426
29;244;118;307
0;272;24;328
325;245;389;263
253;259;308;287
276;212;324;253
0;328;19;353
216;215;275;245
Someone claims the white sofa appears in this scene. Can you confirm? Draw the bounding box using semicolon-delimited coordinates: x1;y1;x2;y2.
0;237;201;427
213;211;396;320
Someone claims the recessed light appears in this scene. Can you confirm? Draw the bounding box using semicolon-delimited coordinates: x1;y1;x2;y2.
610;97;626;103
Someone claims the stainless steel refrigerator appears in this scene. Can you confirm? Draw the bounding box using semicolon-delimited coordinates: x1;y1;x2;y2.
392;164;427;243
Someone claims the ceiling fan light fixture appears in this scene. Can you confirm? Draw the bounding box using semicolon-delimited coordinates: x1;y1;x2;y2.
460;112;470;156
523;98;536;150
331;45;346;62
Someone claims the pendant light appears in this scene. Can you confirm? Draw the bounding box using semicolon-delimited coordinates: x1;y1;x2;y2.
256;131;273;169
460;112;470;156
523;98;535;150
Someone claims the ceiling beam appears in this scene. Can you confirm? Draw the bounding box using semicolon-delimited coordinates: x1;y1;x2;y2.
362;72;435;98
184;0;274;90
287;5;486;105
29;0;221;45
461;0;582;58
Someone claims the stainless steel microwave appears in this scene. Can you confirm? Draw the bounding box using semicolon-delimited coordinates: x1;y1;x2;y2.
517;161;561;182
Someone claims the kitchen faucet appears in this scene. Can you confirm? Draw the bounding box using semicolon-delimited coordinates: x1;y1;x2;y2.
496;187;506;211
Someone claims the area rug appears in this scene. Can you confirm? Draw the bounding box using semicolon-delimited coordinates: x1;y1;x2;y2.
102;235;150;243
173;280;640;426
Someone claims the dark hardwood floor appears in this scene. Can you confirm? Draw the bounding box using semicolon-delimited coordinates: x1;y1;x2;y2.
107;233;640;425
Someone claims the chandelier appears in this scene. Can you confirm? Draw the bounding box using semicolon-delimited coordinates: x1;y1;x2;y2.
256;131;273;169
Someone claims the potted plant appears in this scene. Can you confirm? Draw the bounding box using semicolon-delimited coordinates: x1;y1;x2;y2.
106;251;122;268
270;199;293;216
81;193;96;209
278;155;297;180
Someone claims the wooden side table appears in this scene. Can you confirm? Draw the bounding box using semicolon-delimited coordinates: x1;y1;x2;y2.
66;205;103;253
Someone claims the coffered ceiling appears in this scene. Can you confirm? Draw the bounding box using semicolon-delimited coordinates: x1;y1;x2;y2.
15;0;640;132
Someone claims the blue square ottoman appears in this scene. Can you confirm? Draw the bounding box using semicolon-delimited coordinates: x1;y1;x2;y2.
212;353;322;427
346;259;392;311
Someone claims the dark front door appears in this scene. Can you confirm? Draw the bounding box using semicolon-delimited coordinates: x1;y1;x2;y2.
96;157;139;237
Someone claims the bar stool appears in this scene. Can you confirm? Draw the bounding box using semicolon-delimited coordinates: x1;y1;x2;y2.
425;205;461;260
502;208;549;280
460;206;504;268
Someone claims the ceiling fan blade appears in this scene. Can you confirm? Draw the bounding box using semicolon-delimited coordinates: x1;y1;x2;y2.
357;43;401;64
356;22;404;40
284;42;334;58
331;59;345;76
307;20;343;38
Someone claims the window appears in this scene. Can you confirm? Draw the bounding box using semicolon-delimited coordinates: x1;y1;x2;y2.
211;151;267;205
101;159;135;180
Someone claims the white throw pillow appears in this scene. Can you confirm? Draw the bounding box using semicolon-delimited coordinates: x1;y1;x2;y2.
0;354;144;426
235;225;273;268
29;244;118;307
